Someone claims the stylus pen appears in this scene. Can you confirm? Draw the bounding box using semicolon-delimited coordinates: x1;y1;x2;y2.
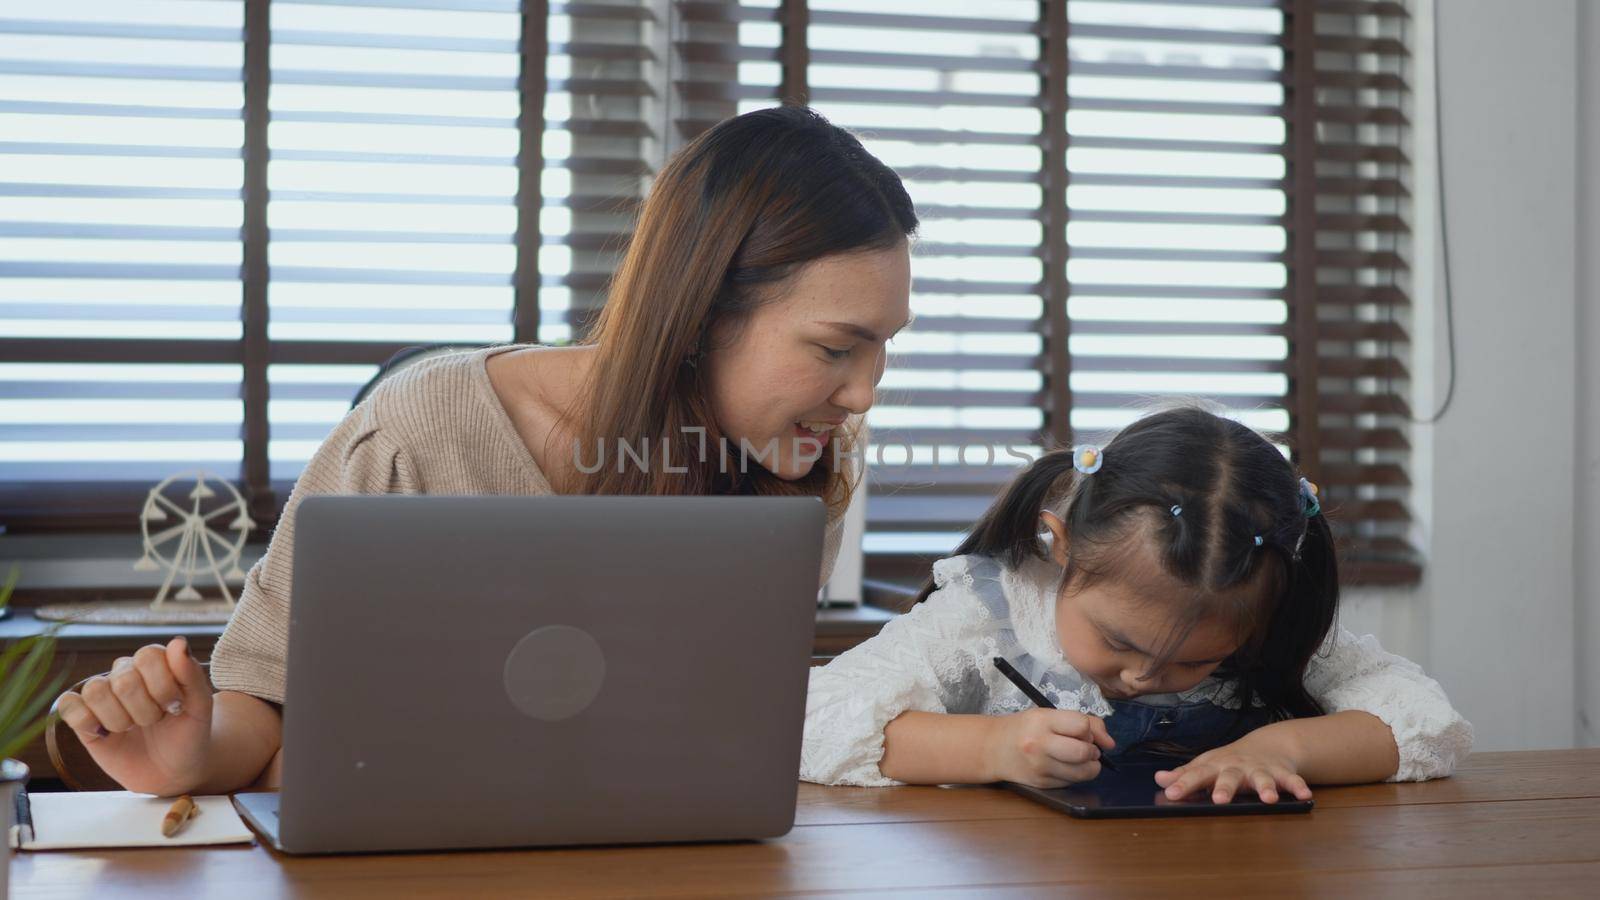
991;656;1118;773
11;782;31;847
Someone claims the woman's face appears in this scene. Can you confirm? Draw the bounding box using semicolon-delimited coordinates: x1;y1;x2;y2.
704;243;912;480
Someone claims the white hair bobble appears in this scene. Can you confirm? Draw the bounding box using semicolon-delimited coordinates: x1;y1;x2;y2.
1072;444;1103;475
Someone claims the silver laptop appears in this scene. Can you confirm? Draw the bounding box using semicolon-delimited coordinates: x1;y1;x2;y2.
233;494;824;854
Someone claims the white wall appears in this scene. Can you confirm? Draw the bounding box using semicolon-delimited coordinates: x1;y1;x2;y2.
1391;0;1583;752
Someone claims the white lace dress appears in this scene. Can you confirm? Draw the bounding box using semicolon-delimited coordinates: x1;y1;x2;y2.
801;548;1475;787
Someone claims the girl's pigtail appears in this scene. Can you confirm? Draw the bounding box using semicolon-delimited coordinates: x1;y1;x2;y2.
1163;496;1209;585
1248;509;1341;719
912;449;1080;604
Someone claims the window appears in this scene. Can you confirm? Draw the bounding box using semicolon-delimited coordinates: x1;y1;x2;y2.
0;0;247;524
265;0;523;483
1;0;1417;584
676;0;1418;584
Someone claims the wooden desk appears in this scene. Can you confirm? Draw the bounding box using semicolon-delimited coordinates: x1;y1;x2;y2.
13;749;1599;897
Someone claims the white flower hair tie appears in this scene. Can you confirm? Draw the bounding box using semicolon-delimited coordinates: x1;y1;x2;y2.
1072;444;1103;475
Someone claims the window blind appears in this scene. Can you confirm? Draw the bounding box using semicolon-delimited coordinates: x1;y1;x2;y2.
0;0;1417;584
677;1;1048;578
545;0;656;342
675;0;1417;585
805;1;1049;562
0;0;247;527
1294;0;1417;582
1065;0;1290;448
263;0;523;482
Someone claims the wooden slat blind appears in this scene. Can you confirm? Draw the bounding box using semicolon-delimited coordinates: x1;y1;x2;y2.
0;0;248;527
544;0;656;341
810;1;1048;552
1064;0;1292;454
0;0;1420;585
676;0;1049;572
263;0;525;485
1292;0;1418;582
0;0;562;529
675;0;1417;586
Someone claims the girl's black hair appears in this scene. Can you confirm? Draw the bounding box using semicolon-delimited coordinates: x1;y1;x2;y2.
914;405;1339;722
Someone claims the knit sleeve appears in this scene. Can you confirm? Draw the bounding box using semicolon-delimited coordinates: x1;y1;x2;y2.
1302;626;1475;782
208;409;420;704
800;583;995;787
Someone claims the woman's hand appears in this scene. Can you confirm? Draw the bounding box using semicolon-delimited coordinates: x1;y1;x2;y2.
1153;731;1313;804
53;636;214;797
984;707;1116;788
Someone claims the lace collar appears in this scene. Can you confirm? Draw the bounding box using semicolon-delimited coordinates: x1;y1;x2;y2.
928;538;1251;712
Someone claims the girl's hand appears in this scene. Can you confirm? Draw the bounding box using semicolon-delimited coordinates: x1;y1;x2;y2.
1153;733;1313;804
53;636;215;797
984;707;1116;788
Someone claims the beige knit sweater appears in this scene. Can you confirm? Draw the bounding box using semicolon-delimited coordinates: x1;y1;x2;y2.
210;344;850;704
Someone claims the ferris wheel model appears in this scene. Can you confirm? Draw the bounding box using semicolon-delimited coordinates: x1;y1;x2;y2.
135;469;255;608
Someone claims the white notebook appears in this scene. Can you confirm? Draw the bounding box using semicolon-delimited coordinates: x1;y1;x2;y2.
10;791;255;851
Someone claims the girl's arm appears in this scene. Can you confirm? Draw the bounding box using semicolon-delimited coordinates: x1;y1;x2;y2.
1152;628;1471;803
880;706;1113;788
1153;709;1401;804
878;711;998;784
1297;626;1474;782
1231;708;1399;784
801;584;994;786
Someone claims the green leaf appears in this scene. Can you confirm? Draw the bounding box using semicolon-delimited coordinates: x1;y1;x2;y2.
0;641;51;733
0;611;46;684
0;632;31;685
0;707;58;762
0;627;63;752
6;668;67;749
0;637;54;723
0;671;66;760
0;563;18;611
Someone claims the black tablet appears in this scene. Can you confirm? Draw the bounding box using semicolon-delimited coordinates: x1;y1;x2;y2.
1004;761;1315;819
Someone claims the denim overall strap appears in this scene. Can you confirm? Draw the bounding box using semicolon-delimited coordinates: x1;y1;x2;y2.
1101;697;1272;765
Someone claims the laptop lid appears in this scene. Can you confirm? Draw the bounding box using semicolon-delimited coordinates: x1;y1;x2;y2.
276;494;824;854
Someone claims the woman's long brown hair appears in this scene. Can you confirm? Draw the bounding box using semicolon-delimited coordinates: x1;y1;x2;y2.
552;107;917;519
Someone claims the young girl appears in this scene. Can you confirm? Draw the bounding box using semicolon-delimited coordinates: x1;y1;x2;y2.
802;406;1473;804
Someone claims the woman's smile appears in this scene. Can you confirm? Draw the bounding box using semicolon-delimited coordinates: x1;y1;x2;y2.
792;419;841;448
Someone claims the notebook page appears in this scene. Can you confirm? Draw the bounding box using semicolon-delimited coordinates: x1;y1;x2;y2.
17;791;254;851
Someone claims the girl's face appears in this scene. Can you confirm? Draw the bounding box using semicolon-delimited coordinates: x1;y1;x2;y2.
1042;512;1241;699
704;244;912;480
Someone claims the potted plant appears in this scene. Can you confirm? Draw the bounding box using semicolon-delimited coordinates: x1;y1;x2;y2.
2;565;66;898
0;563;11;623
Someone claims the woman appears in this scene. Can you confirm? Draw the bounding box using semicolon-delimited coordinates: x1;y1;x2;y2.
52;106;918;796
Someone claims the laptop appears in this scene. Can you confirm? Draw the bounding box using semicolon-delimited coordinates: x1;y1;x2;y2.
233;494;824;854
